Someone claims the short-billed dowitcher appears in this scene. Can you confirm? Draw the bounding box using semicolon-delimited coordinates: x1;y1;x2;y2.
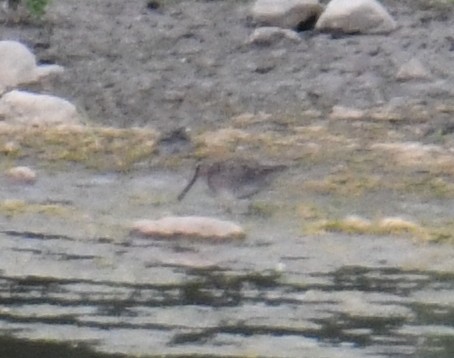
178;159;286;201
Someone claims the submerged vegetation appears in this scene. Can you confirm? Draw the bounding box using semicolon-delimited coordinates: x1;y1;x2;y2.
0;125;158;171
305;215;454;244
0;198;72;218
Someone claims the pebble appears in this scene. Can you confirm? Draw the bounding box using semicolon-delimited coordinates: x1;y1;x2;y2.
396;58;431;81
5;166;37;184
248;27;301;45
330;105;366;120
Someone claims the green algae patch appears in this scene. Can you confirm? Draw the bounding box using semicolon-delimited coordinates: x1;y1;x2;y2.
0;199;74;218
193;124;356;164
0;124;159;171
304;215;454;244
304;171;383;197
247;200;283;218
395;176;454;198
370;142;454;176
427;226;454;244
306;215;427;238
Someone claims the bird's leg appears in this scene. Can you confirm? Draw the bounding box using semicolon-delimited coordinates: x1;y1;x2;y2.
177;163;201;201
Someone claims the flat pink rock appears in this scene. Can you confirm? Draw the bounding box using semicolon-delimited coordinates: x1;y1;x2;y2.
131;216;246;240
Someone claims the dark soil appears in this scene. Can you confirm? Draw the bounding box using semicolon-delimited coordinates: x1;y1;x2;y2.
0;0;453;132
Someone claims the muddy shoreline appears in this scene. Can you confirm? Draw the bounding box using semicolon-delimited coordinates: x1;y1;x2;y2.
1;0;453;131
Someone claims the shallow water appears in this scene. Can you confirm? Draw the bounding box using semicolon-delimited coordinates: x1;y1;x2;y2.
0;169;453;357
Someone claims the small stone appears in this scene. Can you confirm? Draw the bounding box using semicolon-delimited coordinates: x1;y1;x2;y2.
330;105;366;120
249;27;301;45
131;216;246;240
316;0;396;34
396;58;431;81
163;89;185;102
5;166;37;184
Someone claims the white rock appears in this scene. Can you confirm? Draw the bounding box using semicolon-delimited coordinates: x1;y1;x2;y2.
131;216;246;240
396;58;431;81
0;90;81;126
252;0;323;29
249;27;301;45
0;41;64;93
316;0;396;34
330;105;365;120
5;166;37;184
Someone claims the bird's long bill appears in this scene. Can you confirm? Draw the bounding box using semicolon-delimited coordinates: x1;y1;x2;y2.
177;164;201;201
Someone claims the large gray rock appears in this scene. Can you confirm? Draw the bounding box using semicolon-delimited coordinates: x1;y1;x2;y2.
0;40;63;93
0;90;81;126
315;0;396;34
252;0;323;30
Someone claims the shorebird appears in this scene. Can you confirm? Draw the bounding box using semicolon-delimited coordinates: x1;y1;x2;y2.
178;159;287;201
